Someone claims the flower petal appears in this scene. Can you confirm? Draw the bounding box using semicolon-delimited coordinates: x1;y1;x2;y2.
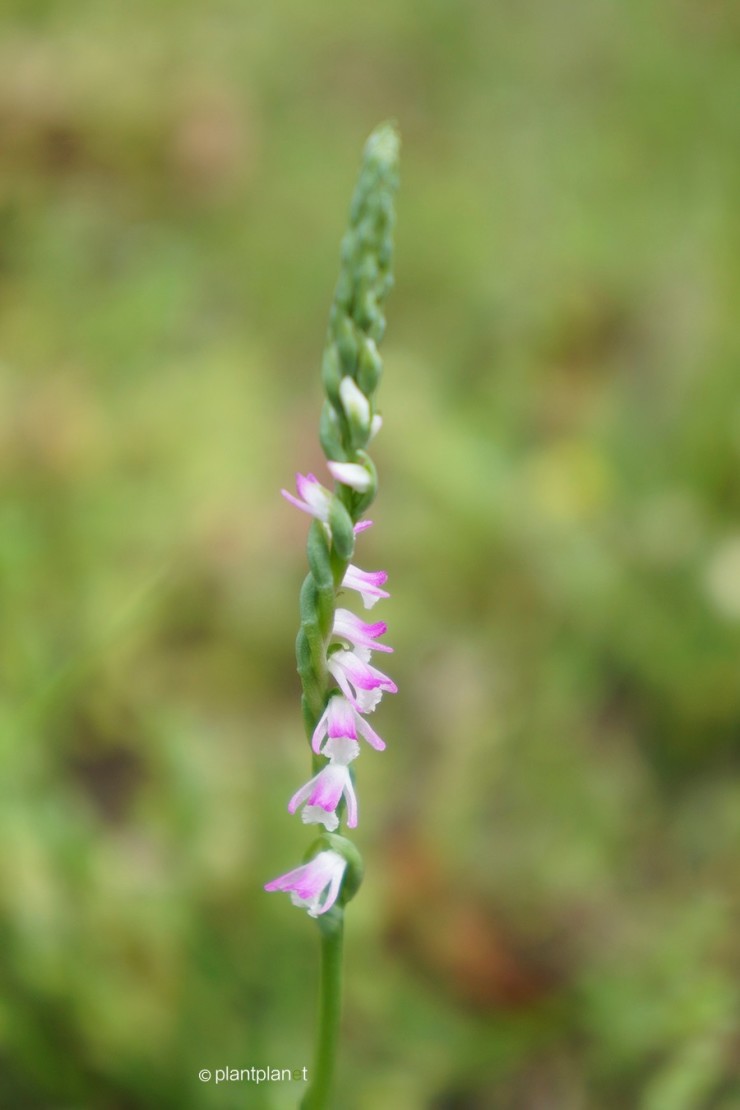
344;774;359;828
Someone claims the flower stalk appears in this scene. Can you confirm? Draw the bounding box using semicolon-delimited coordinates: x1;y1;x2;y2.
265;123;400;1109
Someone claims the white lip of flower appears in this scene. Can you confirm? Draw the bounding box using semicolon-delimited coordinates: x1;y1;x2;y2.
327;460;373;492
369;414;383;441
339;377;371;429
352;685;383;712
322;735;361;761
300;806;340;832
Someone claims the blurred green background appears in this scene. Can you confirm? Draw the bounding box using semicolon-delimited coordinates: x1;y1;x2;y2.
1;1;739;1107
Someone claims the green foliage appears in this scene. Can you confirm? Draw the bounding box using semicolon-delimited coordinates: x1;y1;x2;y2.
1;0;739;1107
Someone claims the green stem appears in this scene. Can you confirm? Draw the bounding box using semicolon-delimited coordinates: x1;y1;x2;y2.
301;911;344;1110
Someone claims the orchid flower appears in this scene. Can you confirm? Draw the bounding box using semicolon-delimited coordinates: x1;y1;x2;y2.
341;564;390;609
311;694;386;754
332;608;393;653
327;647;397;713
264;850;347;918
280;472;333;522
288;738;360;831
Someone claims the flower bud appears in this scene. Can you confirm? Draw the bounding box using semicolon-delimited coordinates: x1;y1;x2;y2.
339;377;371;432
327;460;372;493
357;336;383;395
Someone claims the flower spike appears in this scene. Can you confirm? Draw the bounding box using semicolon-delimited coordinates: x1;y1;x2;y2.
267;121;399;1110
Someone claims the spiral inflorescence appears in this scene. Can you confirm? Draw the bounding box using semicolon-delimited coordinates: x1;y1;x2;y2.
266;123;400;918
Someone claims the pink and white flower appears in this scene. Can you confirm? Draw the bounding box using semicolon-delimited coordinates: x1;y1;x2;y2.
341;564;389;609
288;742;360;831
327;647;397;713
264;850;347;917
281;473;333;521
311;694;386;754
332;608;392;653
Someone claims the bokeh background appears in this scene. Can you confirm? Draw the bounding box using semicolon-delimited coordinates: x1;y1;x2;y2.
2;1;740;1107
